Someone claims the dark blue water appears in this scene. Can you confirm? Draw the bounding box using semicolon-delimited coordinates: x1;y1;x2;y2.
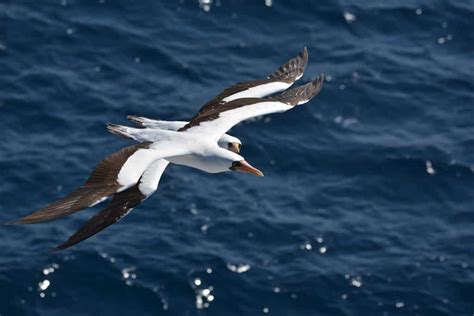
1;0;473;315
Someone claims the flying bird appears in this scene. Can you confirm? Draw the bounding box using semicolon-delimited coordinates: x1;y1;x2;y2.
9;48;324;250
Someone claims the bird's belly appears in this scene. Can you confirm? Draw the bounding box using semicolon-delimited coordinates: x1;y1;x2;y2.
167;154;223;173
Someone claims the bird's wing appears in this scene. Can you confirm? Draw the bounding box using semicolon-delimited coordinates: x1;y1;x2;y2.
123;47;308;132
54;159;170;250
9;140;189;225
8;143;151;224
193;47;308;115
179;75;324;141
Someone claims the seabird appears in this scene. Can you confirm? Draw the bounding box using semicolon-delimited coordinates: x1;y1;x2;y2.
126;116;243;153
9;48;324;250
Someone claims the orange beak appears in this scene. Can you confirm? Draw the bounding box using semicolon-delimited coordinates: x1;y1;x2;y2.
228;142;241;154
232;160;264;177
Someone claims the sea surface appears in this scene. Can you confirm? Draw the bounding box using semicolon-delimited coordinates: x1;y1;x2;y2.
0;1;473;315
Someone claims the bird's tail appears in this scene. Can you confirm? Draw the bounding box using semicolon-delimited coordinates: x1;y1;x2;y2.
107;123;135;140
107;123;177;143
127;115;188;131
127;115;157;127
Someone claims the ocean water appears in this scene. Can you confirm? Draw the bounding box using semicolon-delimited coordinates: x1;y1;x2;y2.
0;0;473;315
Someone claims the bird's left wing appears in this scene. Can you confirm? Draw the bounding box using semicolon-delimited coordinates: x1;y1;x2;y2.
54;159;170;250
182;47;309;115
179;75;324;141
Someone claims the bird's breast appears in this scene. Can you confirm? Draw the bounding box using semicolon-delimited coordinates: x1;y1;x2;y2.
167;154;223;173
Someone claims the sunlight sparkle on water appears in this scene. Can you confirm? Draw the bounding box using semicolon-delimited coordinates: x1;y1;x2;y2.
38;280;50;291
350;276;362;288
227;263;251;273
121;267;137;286
194;281;215;310
199;0;212;12
425;161;436;175
42;263;59;276
302;242;312;251
343;11;356;23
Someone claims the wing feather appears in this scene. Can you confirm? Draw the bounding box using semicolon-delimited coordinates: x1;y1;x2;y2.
179;75;324;140
8;143;150;225
9;139;189;225
53;183;145;250
53;159;170;250
195;47;309;115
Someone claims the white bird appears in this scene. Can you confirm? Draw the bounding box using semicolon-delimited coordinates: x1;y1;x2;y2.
126;116;243;152
9;48;323;250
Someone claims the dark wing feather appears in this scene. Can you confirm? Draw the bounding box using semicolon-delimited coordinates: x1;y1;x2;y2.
268;46;308;82
8;143;150;225
53;183;146;250
179;74;324;132
268;74;324;105
193;47;309;117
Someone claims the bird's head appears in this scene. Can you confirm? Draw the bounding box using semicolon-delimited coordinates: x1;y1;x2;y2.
218;134;242;154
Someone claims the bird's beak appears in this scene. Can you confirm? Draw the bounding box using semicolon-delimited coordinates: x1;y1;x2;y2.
233;160;264;177
228;142;241;154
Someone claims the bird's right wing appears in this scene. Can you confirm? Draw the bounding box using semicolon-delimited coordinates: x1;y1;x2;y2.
53;159;170;250
8;143;150;224
8;140;189;225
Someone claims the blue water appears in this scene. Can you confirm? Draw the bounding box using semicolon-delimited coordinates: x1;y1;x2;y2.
1;0;473;315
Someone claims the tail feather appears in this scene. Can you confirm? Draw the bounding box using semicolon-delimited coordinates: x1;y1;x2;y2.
107;123;135;140
127;115;158;127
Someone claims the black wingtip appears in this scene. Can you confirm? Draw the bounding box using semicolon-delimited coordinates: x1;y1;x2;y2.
5;217;45;225
5;219;27;225
51;238;77;251
269;73;324;106
268;47;310;83
301;46;309;62
50;244;68;251
312;73;325;95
